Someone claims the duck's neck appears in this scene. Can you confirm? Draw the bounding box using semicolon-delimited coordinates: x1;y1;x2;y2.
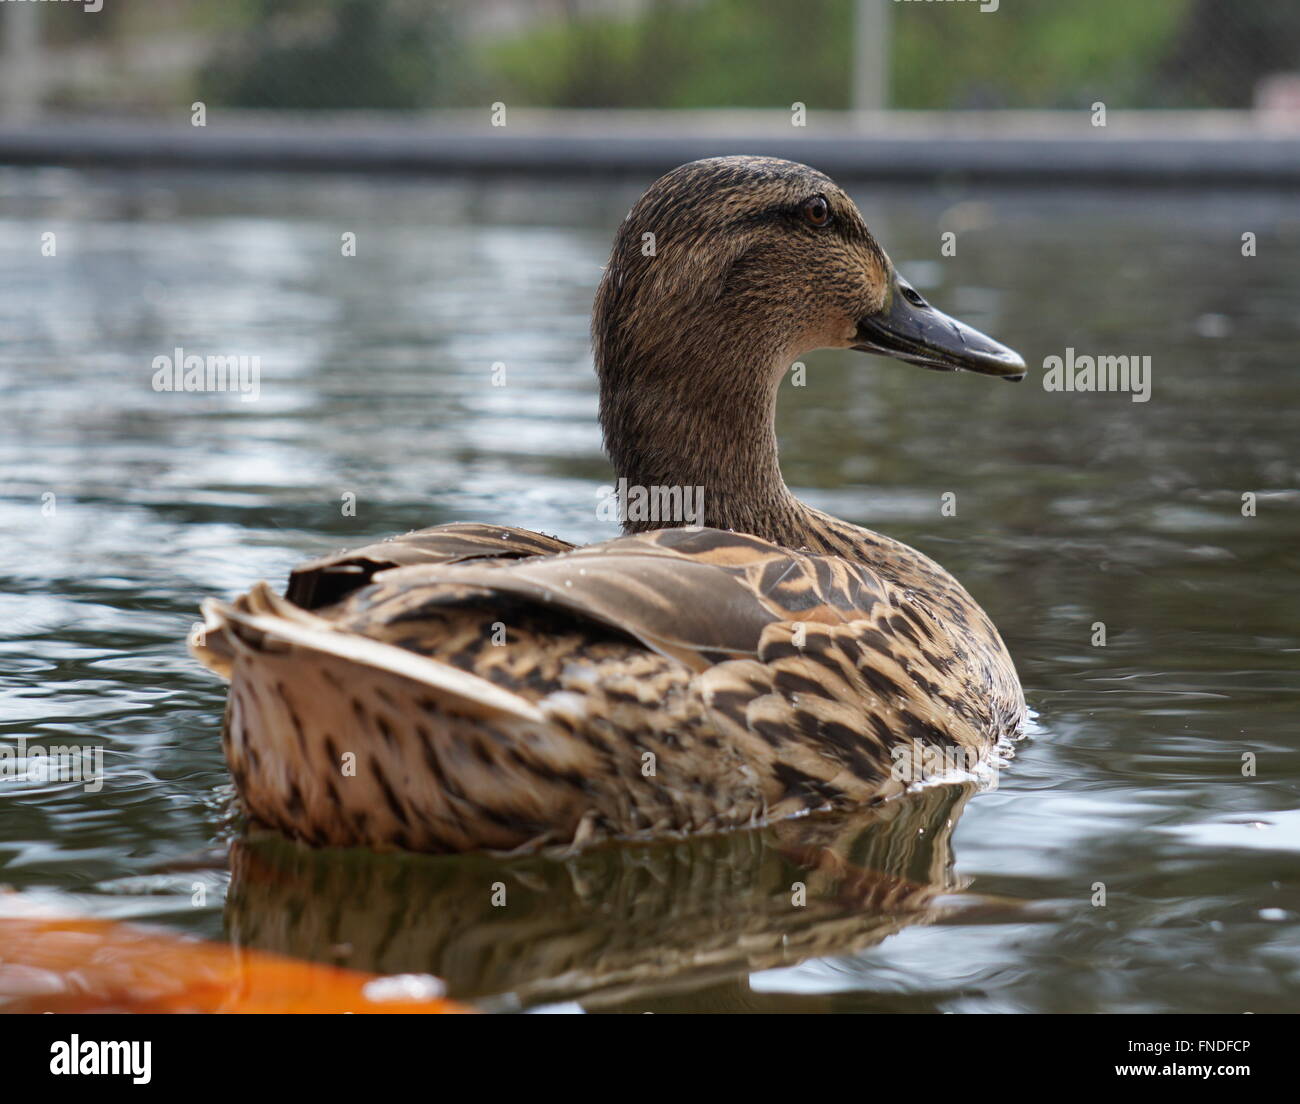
600;352;815;546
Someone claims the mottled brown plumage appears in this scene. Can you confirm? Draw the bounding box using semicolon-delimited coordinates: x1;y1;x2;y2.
193;156;1028;854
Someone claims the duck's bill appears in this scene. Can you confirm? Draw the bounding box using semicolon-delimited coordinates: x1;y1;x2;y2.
853;275;1027;381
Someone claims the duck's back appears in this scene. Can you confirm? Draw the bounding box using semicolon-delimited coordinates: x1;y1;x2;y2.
194;522;1023;853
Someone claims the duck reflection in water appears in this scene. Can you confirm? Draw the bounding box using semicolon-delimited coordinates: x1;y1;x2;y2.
226;782;1029;1012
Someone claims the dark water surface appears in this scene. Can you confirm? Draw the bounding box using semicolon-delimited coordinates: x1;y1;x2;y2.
2;168;1297;1012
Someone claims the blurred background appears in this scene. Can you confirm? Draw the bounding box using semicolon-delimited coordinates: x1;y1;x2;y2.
4;0;1300;117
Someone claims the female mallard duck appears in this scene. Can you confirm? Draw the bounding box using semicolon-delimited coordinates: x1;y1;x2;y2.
194;156;1027;854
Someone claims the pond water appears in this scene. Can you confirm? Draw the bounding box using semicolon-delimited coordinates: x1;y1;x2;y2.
1;167;1297;1013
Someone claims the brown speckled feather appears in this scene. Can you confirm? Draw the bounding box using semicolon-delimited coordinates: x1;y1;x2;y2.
285;522;574;610
197;522;1021;852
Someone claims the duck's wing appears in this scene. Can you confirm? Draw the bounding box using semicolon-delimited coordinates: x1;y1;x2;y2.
196;523;887;724
328;524;1019;771
285;522;575;610
332;526;891;672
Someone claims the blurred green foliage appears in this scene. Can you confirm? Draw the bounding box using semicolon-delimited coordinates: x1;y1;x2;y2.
891;0;1190;109
200;0;462;110
473;0;1300;111
480;0;849;110
17;0;1300;111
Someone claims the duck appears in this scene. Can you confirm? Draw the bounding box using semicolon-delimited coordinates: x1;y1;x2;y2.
192;155;1028;855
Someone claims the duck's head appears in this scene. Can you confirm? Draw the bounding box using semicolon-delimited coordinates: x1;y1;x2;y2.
593;156;1025;530
595;155;1024;386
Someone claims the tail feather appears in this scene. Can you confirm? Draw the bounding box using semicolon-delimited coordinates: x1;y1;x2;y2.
191;581;545;725
192;582;599;851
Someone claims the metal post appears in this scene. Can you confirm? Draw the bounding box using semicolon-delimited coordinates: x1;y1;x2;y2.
2;2;43;123
853;0;891;116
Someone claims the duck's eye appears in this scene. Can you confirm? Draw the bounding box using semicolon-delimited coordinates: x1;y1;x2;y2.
801;195;831;228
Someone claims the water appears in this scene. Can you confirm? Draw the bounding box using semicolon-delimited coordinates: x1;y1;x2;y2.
2;167;1297;1013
